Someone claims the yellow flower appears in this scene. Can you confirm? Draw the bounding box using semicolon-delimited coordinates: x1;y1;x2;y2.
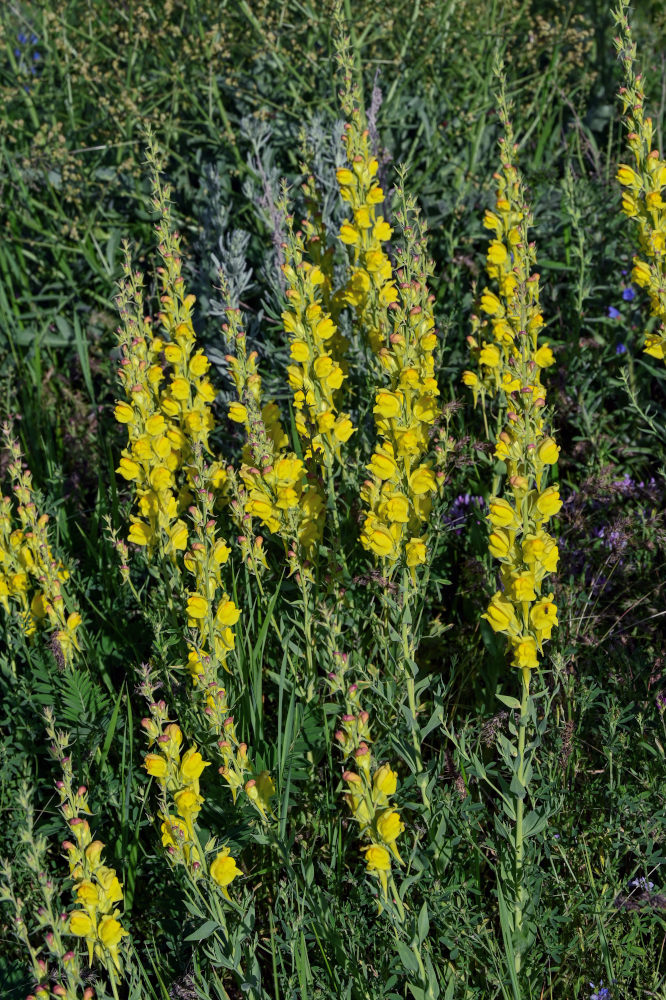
144;754;168;780
488;529;511;559
616;164;639;187
228;402;248;423
339;222;359;245
69;910;93;937
408;466;436;495
368;450;397;481
479;343;501;367
363;520;396;558
487;241;508;265
487;497;519;529
179;748;211;783
209;848;242;899
512;572;536;603
480;290;502;315
161;815;186;849
510;636;539;670
76;880;100;908
372;764;397;800
538;437;560;465
216;599;241;626
376;809;404;844
534;344;555;367
405;537;427;567
531;595;558;643
631;259;651;287
174;787;202;820
128;520;153;546
98;915;128;969
363;843;391;896
117;456;140;481
535;486;562;520
373;390;402;419
482;592;519;635
114;402;133;424
187;594;209;619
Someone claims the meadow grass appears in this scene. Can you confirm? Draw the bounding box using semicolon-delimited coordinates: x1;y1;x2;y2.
1;2;666;999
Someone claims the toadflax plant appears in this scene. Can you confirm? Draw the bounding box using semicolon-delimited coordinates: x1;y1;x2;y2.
614;0;666;367
463;64;562;984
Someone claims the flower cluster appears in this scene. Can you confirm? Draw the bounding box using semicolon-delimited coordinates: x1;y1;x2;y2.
330;665;405;900
51;734;128;978
464;120;561;673
360;196;441;572
217;715;276;821
114;152;225;555
224;300;324;558
183;474;240;711
142;705;242;898
0;783;95;1000
336;80;396;354
283;222;355;461
299;143;336;311
0;431;81;663
614;3;666;364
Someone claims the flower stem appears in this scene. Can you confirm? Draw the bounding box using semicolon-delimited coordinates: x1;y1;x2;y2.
513;666;531;974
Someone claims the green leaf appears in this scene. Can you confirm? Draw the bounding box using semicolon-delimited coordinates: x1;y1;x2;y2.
395;940;420;974
417;901;430;944
184;919;220;942
496;692;522;710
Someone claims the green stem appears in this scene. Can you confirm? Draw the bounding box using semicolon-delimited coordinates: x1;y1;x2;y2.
401;573;430;811
300;573;316;702
513;667;531;975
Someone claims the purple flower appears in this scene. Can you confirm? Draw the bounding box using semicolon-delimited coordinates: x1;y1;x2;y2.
608;306;621;319
629;876;655;892
616;343;627;354
589;982;612;1000
657;692;666;713
17;31;27;44
622;286;636;301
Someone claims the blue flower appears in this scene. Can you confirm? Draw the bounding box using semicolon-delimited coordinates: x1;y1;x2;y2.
31;34;39;44
622;286;635;301
616;343;627;355
589;982;612;1000
608;306;621;319
17;31;27;44
33;52;41;62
